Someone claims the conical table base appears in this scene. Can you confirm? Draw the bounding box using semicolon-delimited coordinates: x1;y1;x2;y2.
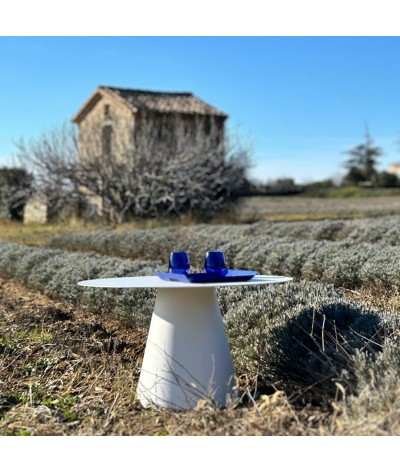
137;287;235;410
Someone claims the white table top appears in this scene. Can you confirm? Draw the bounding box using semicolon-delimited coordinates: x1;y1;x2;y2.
78;275;293;289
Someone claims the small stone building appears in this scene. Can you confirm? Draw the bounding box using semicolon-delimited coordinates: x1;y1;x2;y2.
23;86;228;223
72;86;228;164
23;197;48;224
70;86;228;219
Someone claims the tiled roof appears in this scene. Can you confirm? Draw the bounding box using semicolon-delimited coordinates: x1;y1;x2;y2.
99;86;227;117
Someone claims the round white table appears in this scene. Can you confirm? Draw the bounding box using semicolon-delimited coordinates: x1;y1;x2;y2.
78;275;292;410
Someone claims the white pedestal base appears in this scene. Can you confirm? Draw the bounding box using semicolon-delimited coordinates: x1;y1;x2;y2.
137;287;236;410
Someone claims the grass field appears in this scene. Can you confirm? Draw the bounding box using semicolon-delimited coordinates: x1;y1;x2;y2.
1;195;400;435
236;195;400;221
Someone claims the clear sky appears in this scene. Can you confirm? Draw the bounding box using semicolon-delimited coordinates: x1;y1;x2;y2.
1;36;400;183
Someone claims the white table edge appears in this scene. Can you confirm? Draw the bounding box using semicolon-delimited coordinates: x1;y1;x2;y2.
77;275;293;288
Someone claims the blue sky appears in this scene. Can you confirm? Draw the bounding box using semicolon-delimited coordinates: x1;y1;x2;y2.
1;36;400;183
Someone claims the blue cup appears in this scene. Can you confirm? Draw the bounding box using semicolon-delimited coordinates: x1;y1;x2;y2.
169;251;190;274
204;251;227;274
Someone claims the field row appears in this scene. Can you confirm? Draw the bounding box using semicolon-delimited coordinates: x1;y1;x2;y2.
47;224;400;291
49;216;400;253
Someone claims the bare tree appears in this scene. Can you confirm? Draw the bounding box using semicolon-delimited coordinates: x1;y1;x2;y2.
15;125;81;220
16;114;251;223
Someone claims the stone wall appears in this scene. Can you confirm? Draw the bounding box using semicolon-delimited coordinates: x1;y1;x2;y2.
24;197;48;224
0;201;9;219
77;95;135;165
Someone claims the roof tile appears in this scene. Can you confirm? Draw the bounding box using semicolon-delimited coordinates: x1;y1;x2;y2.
100;86;227;117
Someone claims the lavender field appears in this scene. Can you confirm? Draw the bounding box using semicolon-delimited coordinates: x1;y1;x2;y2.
1;207;400;435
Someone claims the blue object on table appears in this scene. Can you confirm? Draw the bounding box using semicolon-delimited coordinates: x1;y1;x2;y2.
155;270;258;283
169;251;190;274
204;251;227;274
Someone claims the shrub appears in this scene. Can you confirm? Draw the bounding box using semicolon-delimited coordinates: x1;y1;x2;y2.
49;223;400;291
376;171;400;188
220;282;386;403
0;241;160;327
0;167;32;220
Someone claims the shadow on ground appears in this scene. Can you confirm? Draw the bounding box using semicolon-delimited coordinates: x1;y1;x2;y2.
257;302;383;405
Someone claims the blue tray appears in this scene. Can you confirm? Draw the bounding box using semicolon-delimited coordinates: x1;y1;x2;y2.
154;270;258;283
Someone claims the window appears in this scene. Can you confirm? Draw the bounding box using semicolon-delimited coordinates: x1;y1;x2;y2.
102;125;112;157
104;103;110;117
203;116;212;136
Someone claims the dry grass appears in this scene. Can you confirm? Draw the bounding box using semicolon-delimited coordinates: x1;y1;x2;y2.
1;277;400;436
340;287;400;312
0;219;100;247
0;216;209;248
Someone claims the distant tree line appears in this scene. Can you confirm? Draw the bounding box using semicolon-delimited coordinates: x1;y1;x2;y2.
239;128;400;197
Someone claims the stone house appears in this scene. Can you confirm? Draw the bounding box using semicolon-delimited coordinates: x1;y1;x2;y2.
23;86;228;223
71;86;228;219
72;86;228;165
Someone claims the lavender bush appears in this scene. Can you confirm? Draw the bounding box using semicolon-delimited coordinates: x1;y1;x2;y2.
49;225;400;291
0;241;159;326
